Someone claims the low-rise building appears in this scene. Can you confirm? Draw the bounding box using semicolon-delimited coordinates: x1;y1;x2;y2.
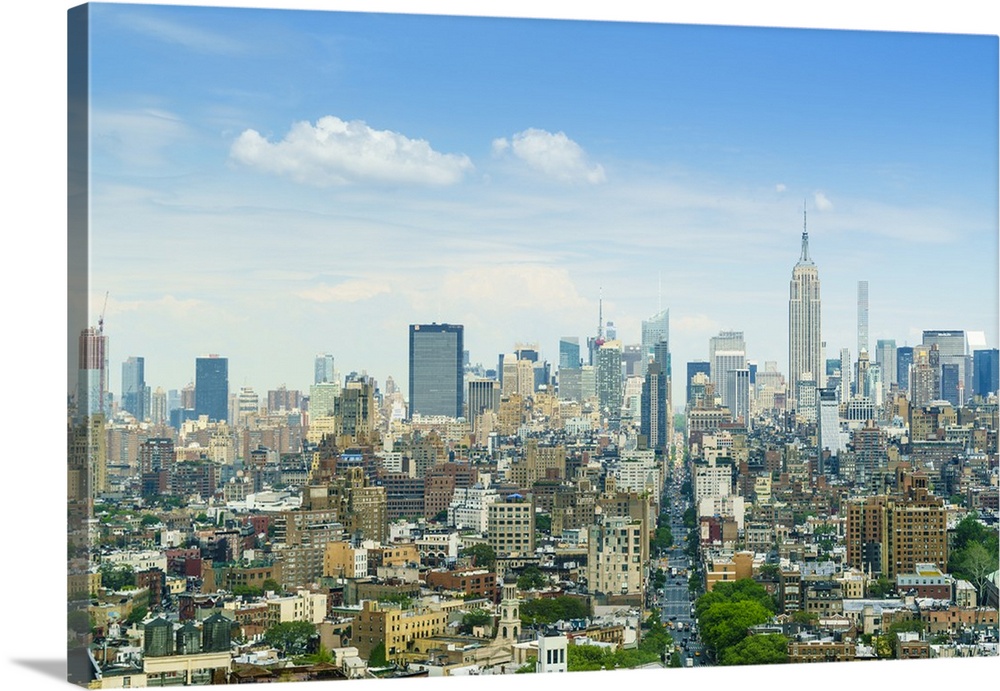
425;568;497;600
353;599;450;662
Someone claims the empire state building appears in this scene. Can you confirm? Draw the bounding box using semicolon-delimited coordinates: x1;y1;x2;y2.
788;209;822;409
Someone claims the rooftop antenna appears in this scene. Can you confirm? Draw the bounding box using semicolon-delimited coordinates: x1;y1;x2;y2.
800;199;811;262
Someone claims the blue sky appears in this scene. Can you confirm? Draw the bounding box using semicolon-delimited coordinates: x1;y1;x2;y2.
81;2;998;403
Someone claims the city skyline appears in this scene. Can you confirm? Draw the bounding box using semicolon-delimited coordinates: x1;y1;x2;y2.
77;2;998;407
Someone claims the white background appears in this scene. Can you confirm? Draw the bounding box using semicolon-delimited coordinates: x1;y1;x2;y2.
2;1;997;690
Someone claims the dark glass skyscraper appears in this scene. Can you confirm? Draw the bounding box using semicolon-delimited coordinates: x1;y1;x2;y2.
121;356;149;421
973;348;999;398
559;337;581;371
195;355;229;423
641;360;668;452
409;324;463;419
896;346;914;392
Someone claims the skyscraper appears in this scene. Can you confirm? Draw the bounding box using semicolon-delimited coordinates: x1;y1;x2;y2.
788;210;822;409
686;361;711;406
315;353;335;384
467;378;500;437
121;356;149;421
875;339;897;396
408;323;463;419
922;330;971;405
641;359;668;452
839;347;853;403
596;339;623;428
641;309;669;375
77;326;108;420
910;344;940;406
973;348;999;398
816;387;841;474
559;337;581;371
194;355;229;423
857;280;869;358
896;346;914;393
726;368;751;427
710;331;746;411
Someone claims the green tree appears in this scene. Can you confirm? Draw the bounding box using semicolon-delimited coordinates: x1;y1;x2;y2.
460;543;496;570
695;578;775;620
758;563;780;579
520;596;589;624
791;610;818;627
140;514;159;527
368;641;388;667
650;526;673;553
535;514;552;534
699;600;773;655
515;657;536;673
99;563;135;591
955;542;999;604
688;571;701;594
952;514;999;555
263;621;317;657
460;609;493;634
868;576;894;598
379;593;413;609
637;612;672;659
517;566;547;590
720;633;788;666
567;644;607;671
261;578;282;594
125;606;148;625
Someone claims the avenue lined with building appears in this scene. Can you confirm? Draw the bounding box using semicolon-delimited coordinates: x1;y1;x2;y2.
68;221;999;685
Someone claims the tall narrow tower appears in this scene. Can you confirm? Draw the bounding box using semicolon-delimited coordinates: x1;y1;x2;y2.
788;207;822;410
857;281;869;359
77;326;108;421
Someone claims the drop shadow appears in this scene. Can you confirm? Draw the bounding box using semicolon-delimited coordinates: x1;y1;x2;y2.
10;658;66;682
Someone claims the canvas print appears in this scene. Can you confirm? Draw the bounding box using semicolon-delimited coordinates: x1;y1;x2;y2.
67;2;1000;687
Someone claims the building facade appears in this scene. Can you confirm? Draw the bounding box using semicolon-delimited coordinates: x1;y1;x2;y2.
195;355;229;423
789;213;822;409
408;323;463;419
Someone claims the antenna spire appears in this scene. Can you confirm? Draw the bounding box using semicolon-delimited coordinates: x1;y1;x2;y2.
800;200;811;263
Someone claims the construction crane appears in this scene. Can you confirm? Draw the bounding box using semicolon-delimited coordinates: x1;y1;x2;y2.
98;291;109;333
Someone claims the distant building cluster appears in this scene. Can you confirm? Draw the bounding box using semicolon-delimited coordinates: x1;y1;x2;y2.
68;219;999;686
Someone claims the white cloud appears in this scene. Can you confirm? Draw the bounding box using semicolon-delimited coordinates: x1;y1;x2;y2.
775;183;787;192
813;191;834;211
230;116;474;186
493;128;606;184
298;279;390;303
